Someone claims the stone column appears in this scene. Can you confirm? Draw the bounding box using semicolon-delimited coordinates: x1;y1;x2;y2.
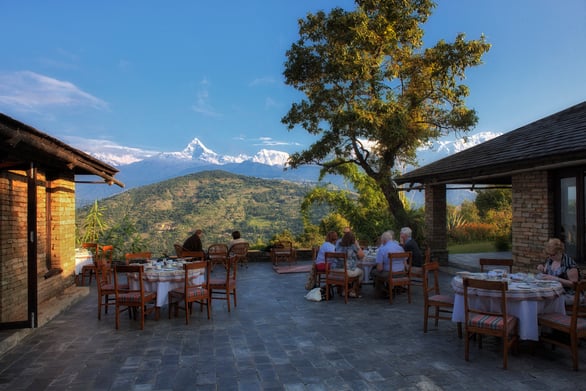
425;184;448;265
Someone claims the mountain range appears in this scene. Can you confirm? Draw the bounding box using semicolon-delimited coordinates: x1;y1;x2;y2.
75;132;501;207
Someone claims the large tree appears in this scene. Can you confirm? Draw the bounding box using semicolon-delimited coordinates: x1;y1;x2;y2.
282;0;490;232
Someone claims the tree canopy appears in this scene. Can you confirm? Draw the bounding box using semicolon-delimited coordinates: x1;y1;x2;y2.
282;0;491;233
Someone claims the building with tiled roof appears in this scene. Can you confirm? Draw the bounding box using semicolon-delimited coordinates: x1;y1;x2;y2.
395;101;586;268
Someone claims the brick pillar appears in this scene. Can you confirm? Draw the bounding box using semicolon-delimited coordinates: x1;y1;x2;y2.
512;170;553;271
425;184;448;265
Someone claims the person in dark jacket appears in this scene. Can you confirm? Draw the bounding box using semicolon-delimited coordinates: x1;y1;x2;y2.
183;229;203;252
399;227;423;267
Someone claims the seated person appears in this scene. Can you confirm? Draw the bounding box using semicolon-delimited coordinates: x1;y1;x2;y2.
182;229;203;252
335;231;365;298
371;230;405;297
537;237;580;304
228;230;247;249
335;226;351;246
315;231;338;272
399;227;423;267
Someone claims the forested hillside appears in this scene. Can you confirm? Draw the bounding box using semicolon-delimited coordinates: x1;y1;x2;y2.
76;170;322;257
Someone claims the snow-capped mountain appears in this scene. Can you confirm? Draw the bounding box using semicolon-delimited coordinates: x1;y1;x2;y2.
75;132;501;206
251;149;290;166
84;137;289;168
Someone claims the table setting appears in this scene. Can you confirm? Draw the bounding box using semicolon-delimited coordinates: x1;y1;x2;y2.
453;270;564;300
451;270;566;340
127;258;204;307
357;247;378;284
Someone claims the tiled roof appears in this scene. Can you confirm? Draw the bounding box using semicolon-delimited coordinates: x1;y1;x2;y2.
395;101;586;186
0;112;124;187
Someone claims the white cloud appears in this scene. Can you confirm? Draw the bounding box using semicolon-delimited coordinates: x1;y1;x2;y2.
191;78;220;117
0;70;107;111
249;76;275;86
254;136;302;147
264;97;279;109
63;136;158;166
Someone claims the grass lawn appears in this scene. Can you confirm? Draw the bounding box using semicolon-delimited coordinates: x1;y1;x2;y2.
448;241;500;254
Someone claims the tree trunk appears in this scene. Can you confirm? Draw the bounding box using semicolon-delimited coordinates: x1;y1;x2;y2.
381;182;410;227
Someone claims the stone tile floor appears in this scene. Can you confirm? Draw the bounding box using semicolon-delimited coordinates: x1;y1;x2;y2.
0;259;585;390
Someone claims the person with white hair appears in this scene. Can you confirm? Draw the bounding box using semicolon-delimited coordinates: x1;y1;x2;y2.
371;230;404;298
399;227;423;267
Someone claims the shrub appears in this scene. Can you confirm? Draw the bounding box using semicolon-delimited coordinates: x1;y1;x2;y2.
494;234;511;251
449;222;496;243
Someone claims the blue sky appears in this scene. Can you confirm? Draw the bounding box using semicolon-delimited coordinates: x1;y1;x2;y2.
0;0;584;159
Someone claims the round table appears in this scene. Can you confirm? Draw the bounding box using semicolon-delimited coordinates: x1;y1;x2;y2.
127;261;204;307
451;273;566;341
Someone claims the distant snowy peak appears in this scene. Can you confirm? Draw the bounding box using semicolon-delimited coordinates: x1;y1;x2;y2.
451;131;500;153
85;146;158;167
417;131;501;165
97;138;290;167
83;131;498;169
149;138;238;165
252;149;289;166
90;152;143;167
182;137;216;158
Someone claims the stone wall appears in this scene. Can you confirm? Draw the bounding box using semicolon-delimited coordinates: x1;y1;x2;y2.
0;169;77;323
0;170;29;322
40;173;77;303
511;170;554;272
425;184;448;265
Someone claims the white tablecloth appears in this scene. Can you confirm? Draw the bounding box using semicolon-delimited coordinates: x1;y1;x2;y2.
451;275;566;341
74;249;94;275
357;259;376;284
127;265;204;308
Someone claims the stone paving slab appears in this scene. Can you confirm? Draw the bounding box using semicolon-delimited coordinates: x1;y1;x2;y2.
0;261;585;390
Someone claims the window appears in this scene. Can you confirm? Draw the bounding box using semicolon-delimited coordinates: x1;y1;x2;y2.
556;169;585;263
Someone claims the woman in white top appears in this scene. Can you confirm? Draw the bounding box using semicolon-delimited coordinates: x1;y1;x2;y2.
315;231;338;272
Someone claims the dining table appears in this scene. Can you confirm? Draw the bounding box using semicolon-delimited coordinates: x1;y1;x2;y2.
126;259;204;308
358;250;378;285
74;248;94;275
451;272;566;341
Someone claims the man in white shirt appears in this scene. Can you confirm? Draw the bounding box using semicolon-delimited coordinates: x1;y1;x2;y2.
371;230;405;298
228;230;247;250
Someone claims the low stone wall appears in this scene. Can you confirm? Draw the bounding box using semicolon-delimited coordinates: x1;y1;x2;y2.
247;248;314;263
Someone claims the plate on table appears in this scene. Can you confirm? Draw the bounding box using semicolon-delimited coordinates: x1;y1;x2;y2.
536;281;558;287
515;283;532;289
510;273;527;281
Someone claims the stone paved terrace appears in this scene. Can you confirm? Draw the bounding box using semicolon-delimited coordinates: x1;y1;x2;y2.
0;254;585;390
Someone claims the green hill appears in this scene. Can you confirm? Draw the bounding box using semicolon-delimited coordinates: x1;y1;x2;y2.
76;170;319;257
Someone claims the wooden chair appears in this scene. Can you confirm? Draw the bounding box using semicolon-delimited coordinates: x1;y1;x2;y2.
174;243;187;257
209;254;239;312
96;262;115;320
479;258;513;273
410;246;430;288
182;250;206;261
79;242;99;286
423;261;462;338
168;260;211;324
270;241;296;266
229;242;250;269
208;243;229;271
375;252;412;304
100;245;114;269
463;278;519;369
125;251;152;265
173;243;204;260
312;245;327;288
324;252;360;304
538;280;586;370
113;265;159;330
